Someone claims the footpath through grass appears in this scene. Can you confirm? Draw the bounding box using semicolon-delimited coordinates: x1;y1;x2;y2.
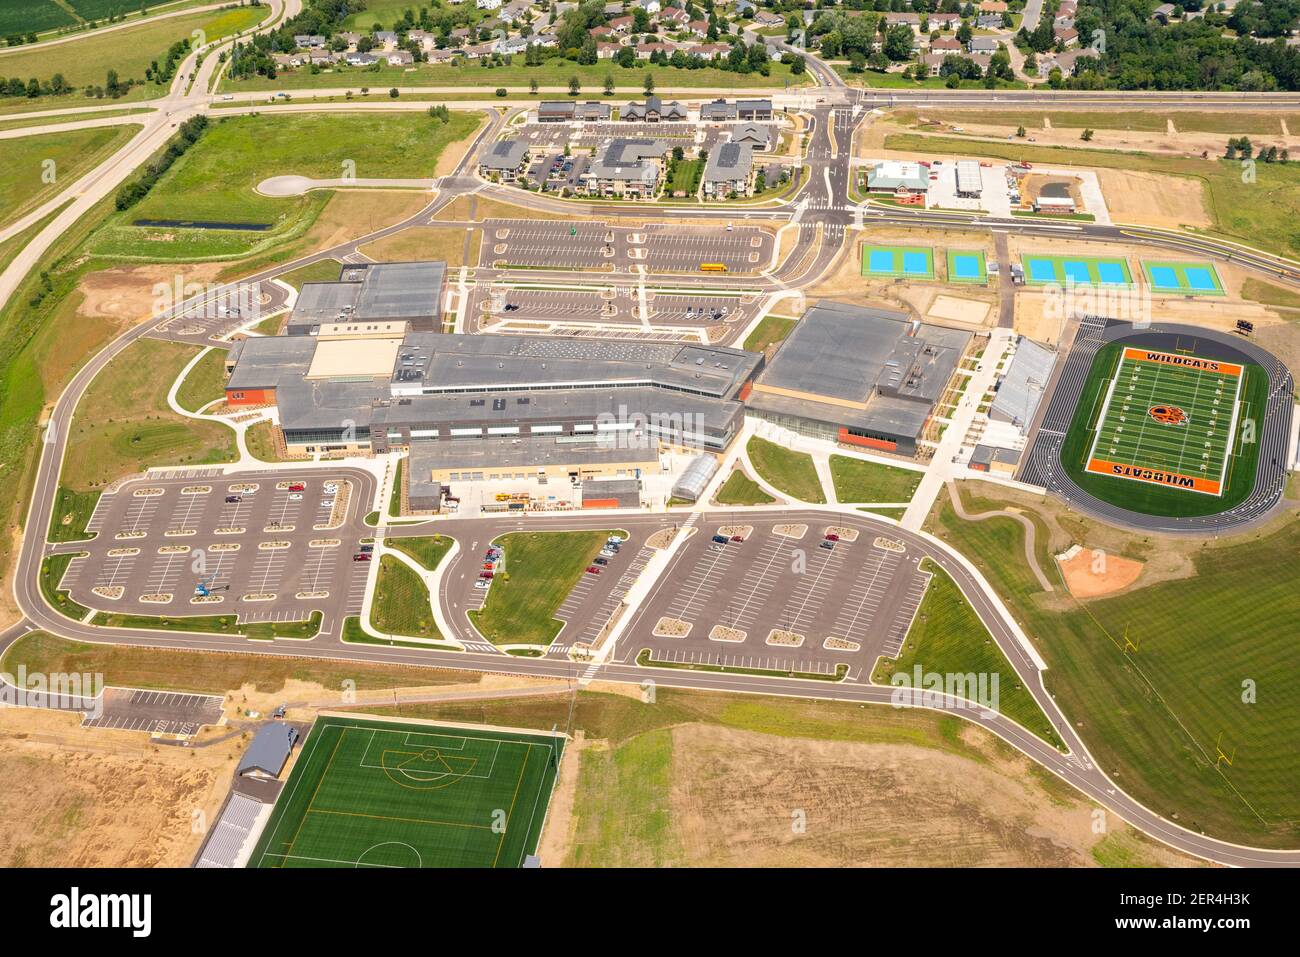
370;553;441;640
61;337;236;491
933;484;1300;847
469;529;619;646
871;560;1064;749
830;455;921;504
174;346;228;413
746;436;825;503
714;469;775;506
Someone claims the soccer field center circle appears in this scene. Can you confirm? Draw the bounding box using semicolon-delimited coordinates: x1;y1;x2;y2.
1054;325;1286;521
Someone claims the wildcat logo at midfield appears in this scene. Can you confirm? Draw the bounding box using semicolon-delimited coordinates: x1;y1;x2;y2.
1147;404;1189;426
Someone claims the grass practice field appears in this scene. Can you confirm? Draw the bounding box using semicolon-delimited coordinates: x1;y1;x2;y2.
1142;260;1225;296
1061;340;1265;515
862;244;935;280
946;248;987;284
251;716;564;868
1023;254;1133;286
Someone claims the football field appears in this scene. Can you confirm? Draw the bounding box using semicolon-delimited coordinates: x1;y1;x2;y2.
250;716;564;868
1084;347;1244;496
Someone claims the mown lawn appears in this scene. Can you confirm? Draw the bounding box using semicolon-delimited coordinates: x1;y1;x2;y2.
468;529;617;645
47;486;100;542
174;346;227;413
934;484;1300;848
62;337;235;490
387;534;453;572
746;436;825;503
829;455;921;504
742;314;795;353
370;554;441;640
714;469;775;506
871;560;1064;749
0;125;140;231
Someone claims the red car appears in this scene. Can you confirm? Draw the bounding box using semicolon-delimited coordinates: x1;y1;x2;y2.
480;571;494;579
352;553;371;562
585;566;601;575
288;482;306;492
483;562;495;570
730;534;744;542
825;533;840;542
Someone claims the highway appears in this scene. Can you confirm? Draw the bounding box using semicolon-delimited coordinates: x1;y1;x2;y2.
3;30;1300;868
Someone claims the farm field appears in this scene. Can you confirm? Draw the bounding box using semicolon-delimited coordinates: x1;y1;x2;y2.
250;715;564;868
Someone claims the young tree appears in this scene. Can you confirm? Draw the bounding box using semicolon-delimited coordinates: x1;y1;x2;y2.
643;72;655;94
568;75;580;95
603;74;615;95
1080;128;1094;141
530;77;539;94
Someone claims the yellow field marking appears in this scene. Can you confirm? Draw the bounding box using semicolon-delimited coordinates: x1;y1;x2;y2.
379;747;479;790
492;744;531;869
304;807;493;831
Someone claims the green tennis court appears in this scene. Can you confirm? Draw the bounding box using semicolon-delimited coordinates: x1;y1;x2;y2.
1023;254;1133;287
946;249;988;284
1142;260;1225;296
250;715;564;868
862;245;936;279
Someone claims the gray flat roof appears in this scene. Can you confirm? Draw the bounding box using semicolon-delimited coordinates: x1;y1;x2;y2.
226;335;316;390
588;138;668;181
354;262;445;320
409;435;653;472
290;280;360;326
991;336;1055;427
703;142;753;182
391;332;758;399
481;138;530;170
276;377;382;432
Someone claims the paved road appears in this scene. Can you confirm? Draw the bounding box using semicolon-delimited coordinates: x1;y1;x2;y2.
5;31;1300;867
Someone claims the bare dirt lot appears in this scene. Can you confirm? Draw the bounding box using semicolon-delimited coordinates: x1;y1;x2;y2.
1094;168;1211;229
0;707;239;867
664;724;1197;866
78;263;229;326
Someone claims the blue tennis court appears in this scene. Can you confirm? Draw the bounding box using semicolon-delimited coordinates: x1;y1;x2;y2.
869;250;893;273
1149;265;1179;288
1095;261;1127;284
1023;254;1134;286
861;245;936;279
1186;267;1217;290
1026;257;1057;282
902;251;929;275
1140;259;1225;295
946;249;988;284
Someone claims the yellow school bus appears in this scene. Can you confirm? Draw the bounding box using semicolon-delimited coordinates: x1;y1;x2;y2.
699;262;728;273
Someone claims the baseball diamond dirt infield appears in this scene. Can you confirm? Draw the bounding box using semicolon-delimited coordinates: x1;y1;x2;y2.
249;715;564;868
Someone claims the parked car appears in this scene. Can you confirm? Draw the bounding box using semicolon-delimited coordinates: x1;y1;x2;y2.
359;544;374;553
289;493;303;501
730;534;744;542
321;499;335;509
288;482;306;492
600;549;616;558
352;553;371;561
593;557;609;566
585;566;601;574
474;580;491;589
224;495;242;503
480;571;494;579
323;482;338;493
825;533;840;542
711;534;729;545
819;540;835;550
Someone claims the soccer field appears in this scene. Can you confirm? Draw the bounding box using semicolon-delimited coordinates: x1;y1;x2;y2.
250;716;564;868
1084;347;1244;496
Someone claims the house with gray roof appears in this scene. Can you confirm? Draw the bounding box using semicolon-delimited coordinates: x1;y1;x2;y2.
622;95;687;122
582;138;669;198
702;142;754;198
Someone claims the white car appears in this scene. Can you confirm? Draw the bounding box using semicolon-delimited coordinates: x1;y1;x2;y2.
323;483;339;493
600;549;616;558
288;493;303;501
321;499;335;509
474;580;491;589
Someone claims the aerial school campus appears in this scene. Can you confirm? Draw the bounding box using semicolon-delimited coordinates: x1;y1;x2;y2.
3;0;1300;898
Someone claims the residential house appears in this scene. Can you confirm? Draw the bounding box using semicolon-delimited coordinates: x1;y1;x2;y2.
661;7;691;27
608;15;634;32
687;19;709;37
1054;25;1079;46
294;33;326;48
636;42;674;58
753;10;784;27
497;35;529;55
345;51;377;66
931;36;963;53
975;13;1003;29
978;0;1008;11
638;0;661;13
374;30;399;49
582;138;669;198
702;142;754;198
501;0;532;23
597;41;624;58
968;36;999;54
476;0;502;8
385;49;414;65
930;12;961;30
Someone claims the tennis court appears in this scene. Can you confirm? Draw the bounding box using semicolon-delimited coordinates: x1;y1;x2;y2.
1083;347;1244;496
1142;260;1225;295
1023;254;1133;287
862;245;936;279
250;715;565;868
946;249;988;284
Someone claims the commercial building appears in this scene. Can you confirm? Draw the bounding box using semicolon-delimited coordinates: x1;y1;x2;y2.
478;138;531;181
698;97;773;122
745;301;971;456
621;96;686;122
537;100;612;122
955;160;983;199
866;160;930;205
1032;181;1077;214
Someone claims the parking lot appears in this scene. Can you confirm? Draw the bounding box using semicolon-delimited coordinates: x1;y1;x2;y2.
55;470;372;624
625;516;933;680
481;219;772;274
471;285;759;337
